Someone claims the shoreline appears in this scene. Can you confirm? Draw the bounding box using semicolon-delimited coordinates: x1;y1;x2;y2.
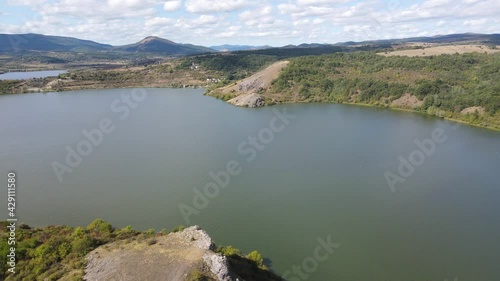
3;84;499;132
257;98;500;131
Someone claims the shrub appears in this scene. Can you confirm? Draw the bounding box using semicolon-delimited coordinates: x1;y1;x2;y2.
171;225;185;233
217;245;241;257
246;251;268;270
187;270;209;281
71;236;94;256
86;219;113;234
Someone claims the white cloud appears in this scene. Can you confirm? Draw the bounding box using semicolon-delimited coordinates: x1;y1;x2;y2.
421;0;453;9
38;0;156;21
107;0;143;8
6;0;46;5
279;3;335;19
296;0;351;6
239;6;276;26
384;0;500;23
215;25;241;38
2;0;499;47
145;17;175;27
240;6;272;21
163;0;182;12
463;18;487;26
194;15;218;25
185;0;250;13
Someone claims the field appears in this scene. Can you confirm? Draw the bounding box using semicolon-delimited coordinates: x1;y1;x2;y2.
379;44;500;57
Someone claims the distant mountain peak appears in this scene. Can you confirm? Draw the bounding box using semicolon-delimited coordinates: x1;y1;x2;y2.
138;36;175;45
140;36;158;42
116;35;214;55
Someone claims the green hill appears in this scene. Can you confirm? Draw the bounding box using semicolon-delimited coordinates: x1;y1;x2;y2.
0;34;214;56
0;33;112;52
114;36;214;55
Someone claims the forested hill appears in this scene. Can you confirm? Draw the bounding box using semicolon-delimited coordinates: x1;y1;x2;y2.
0;33;112;52
209;51;500;129
273;52;500;128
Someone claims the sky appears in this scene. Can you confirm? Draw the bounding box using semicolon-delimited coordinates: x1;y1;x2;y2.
0;0;499;47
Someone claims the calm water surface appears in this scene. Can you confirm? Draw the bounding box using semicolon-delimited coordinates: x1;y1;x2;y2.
0;70;66;80
0;88;499;281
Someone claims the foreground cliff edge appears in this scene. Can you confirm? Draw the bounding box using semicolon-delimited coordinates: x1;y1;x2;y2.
0;220;283;281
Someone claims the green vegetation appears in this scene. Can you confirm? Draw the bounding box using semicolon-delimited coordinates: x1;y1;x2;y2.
187;270;213;281
233;44;390;58
178;44;390;83
171;225;185;233
216;245;242;257
215;245;282;281
0;220;145;281
268;52;500;129
246;251;268;270
0;80;21;95
179;53;278;81
0;220;282;281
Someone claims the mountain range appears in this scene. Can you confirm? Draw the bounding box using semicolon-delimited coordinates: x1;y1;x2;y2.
209;44;272;52
334;33;500;46
0;33;498;56
0;33;214;55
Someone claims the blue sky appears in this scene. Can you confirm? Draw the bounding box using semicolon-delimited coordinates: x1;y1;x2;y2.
0;0;499;46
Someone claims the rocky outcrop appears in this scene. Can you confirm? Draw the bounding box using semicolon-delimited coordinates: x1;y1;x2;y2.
227;93;265;108
203;253;236;281
84;226;238;281
211;61;289;108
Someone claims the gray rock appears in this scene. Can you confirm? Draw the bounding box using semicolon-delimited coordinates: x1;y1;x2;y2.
227;93;264;108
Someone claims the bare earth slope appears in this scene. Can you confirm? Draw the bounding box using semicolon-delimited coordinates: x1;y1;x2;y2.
210;61;289;107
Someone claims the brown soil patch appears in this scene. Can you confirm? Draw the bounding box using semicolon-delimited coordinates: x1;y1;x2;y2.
391;93;424;108
461;106;485;115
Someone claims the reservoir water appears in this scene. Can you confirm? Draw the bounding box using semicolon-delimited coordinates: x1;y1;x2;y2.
0;70;66;80
0;88;499;280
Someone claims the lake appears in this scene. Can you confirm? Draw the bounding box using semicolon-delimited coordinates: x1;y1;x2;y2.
0;88;499;281
0;70;66;80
